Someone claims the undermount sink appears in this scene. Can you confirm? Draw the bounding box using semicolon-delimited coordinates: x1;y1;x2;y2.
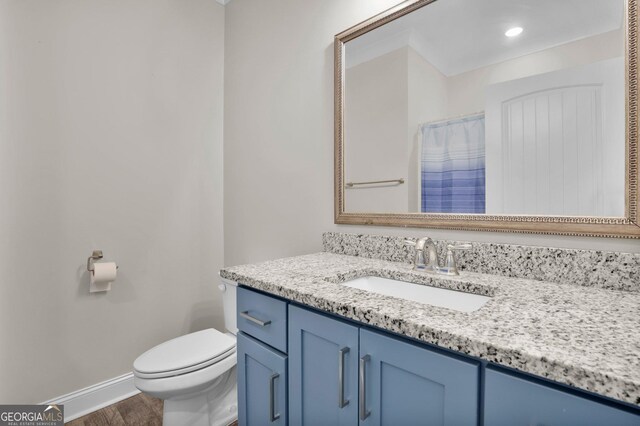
343;276;490;313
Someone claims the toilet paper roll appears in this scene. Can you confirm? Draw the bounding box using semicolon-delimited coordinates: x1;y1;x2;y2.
90;262;117;293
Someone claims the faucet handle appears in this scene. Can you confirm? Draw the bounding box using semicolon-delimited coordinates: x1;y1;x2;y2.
404;239;428;271
442;243;472;275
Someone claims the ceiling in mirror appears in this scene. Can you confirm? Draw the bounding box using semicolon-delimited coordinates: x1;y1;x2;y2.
340;0;629;221
346;0;624;75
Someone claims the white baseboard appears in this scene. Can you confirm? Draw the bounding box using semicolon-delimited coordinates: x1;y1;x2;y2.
42;372;140;422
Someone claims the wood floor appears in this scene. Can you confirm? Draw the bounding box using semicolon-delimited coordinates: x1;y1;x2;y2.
65;393;238;426
66;393;162;426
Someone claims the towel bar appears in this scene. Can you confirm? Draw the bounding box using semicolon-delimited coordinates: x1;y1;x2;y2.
346;178;404;187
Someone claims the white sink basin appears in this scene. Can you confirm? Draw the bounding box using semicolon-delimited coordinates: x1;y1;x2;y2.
343;276;490;313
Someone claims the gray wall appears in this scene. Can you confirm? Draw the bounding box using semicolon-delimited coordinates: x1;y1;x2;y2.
0;0;225;403
223;0;640;268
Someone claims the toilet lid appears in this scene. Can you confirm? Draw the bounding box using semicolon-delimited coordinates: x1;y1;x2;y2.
133;329;236;376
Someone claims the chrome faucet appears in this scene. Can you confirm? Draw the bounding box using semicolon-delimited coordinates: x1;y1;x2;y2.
404;238;472;275
404;237;440;272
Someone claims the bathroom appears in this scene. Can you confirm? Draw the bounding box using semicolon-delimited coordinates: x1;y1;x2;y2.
0;0;638;425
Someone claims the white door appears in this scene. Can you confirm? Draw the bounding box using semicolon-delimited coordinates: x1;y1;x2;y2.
485;57;625;216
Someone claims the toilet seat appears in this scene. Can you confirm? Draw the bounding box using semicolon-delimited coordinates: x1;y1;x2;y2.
134;329;236;379
134;347;237;401
134;346;236;379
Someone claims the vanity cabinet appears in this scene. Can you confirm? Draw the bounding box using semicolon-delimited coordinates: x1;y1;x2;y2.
484;367;640;426
359;328;479;425
237;287;640;426
237;332;287;426
237;288;288;426
289;305;359;425
288;305;479;426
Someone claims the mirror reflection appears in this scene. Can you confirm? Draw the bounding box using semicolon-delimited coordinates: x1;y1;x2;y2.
344;0;626;217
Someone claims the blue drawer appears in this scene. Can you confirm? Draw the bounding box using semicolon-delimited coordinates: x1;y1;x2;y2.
237;287;287;352
485;367;640;426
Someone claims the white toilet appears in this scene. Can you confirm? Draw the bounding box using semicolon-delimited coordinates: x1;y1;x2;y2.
133;278;239;426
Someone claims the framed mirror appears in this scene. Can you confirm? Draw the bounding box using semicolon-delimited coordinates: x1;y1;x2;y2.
335;0;640;238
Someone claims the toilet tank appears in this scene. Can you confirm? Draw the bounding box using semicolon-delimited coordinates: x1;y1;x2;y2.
218;276;238;334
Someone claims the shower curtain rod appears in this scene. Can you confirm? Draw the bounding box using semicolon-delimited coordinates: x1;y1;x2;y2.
420;111;485;129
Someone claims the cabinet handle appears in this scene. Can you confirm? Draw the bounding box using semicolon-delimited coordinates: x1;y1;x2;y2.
240;311;272;326
269;372;280;422
338;347;350;408
359;355;370;420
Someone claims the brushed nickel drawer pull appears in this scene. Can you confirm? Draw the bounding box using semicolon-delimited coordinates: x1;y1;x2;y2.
338;347;350;408
240;311;272;326
269;373;280;422
359;355;371;420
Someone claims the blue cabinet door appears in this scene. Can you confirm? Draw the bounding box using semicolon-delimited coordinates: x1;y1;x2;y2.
359;329;479;426
485;367;640;426
237;332;287;426
288;305;359;426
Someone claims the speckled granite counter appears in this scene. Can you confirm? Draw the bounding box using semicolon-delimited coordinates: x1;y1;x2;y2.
221;252;640;406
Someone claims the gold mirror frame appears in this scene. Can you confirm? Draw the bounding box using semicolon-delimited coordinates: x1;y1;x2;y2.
335;0;640;238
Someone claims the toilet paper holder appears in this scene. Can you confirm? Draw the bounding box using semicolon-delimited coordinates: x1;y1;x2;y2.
87;250;103;274
87;250;118;274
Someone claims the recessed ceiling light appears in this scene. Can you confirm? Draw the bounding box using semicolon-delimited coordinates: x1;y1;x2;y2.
505;27;523;37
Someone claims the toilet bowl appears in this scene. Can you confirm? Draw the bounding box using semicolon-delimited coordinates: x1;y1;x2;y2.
133;278;239;426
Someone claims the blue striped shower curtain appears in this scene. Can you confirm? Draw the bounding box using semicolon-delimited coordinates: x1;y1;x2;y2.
421;114;486;214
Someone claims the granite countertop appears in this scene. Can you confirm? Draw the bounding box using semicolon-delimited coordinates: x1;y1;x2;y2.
221;252;640;406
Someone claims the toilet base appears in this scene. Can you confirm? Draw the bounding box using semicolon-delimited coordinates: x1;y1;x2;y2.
163;366;237;426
